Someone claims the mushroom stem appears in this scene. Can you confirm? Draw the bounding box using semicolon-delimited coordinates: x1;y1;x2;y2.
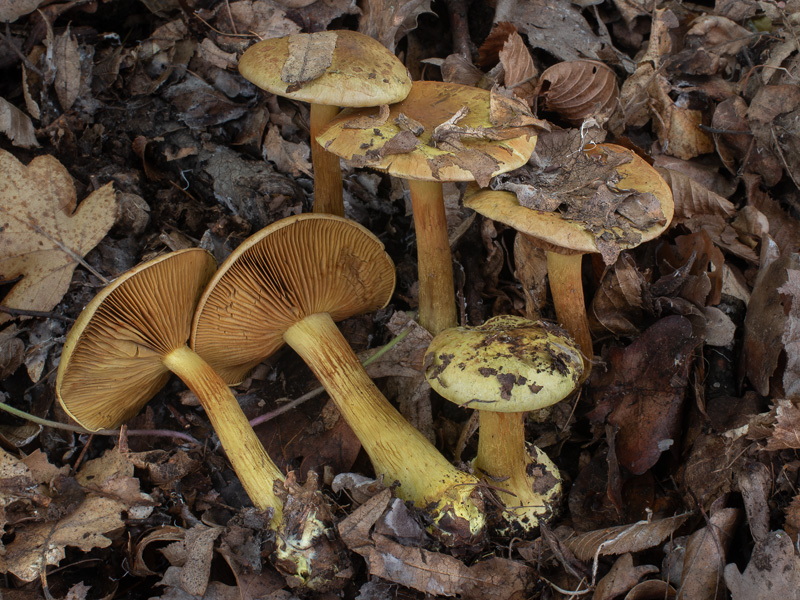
310;103;345;217
283;311;484;545
163;345;285;524
409;179;458;335
545;249;593;373
473;410;562;530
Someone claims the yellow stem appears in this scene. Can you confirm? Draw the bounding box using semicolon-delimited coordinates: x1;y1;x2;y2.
163;346;284;525
310;103;345;217
284;312;484;544
546;250;593;374
409;179;458;335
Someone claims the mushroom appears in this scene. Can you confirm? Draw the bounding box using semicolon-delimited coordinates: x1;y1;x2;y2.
424;315;583;535
191;213;486;547
316;80;539;335
463;143;674;373
56;248;348;591
56;248;285;523
238;30;412;217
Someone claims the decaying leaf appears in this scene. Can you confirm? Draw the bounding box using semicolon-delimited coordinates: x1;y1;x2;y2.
679;507;739;599
0;150;117;324
0;97;39;149
766;400;800;451
263;124;312;178
510;0;602;62
743;252;800;396
539;60;619;125
562;513;691;562
589;316;701;474
724;530;800;599
0;447;149;582
498;30;538;105
358;0;432;52
338;490;535;598
656;168;735;222
282;31;337;88
52;27;81;112
594;553;659;600
0;0;48;22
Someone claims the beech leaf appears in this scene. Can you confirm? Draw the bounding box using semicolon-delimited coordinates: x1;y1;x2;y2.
0;150;117;324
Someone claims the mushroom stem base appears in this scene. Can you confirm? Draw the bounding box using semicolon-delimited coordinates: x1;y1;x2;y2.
474;411;561;535
163;345;285;524
284;312;485;546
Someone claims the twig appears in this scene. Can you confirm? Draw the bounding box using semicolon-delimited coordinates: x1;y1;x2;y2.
0;305;74;322
0;400;200;444
249;328;411;428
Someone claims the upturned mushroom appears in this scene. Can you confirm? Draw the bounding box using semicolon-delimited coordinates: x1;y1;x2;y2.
191;213;486;547
56;249;285;522
238;30;412;217
56;248;347;591
424;315;583;535
463;143;674;373
316;81;540;334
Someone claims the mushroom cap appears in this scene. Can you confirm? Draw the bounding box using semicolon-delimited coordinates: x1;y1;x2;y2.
56;248;218;431
463;143;674;254
424;315;583;413
191;214;396;385
316;80;538;183
238;30;412;107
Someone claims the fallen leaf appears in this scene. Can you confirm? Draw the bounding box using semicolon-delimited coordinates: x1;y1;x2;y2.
656;168;736;222
724;530;800;599
0;97;39;148
594;553;659;600
589;316;701;474
358;0;433;52
52;27;81;111
562;513;691;562
766;400;800;451
282;32;337;88
498;31;538;105
510;0;602;62
0;0;47;22
539;60;619;125
743;252;800;396
263;124;312;178
680;508;739;599
0;150;117;325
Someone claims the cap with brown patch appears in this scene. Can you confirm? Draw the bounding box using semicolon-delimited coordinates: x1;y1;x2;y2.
424;315;583;412
238;30;412;108
317;80;537;186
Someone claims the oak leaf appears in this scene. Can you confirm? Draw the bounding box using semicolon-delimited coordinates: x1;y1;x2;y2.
0;150;116;324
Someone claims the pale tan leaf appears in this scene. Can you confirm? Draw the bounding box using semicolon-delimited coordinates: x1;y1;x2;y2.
0;0;47;22
777;270;800;398
282;31;337;85
0;150;117;325
649;75;714;160
767;400;800;451
0;97;39;149
594;553;659;600
679;508;739;599
563;513;691;562
498;31;538;104
358;0;433;52
263;124;312;177
510;0;602;62
656;168;736;222
53;27;81;111
725;530;800;599
539;60;619;125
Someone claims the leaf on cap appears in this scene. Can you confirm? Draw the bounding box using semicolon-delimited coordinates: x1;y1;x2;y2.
282;31;338;90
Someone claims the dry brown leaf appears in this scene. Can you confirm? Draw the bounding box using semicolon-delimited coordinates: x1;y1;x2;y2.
649;75;714;160
52;27;81;112
594;553;659;600
777;270;800;398
590;252;647;336
263;124;312;178
0;448;147;582
221;1;300;43
358;0;433;52
0;150;116;324
656;168;735;222
0;97;39;149
282;32;337;88
766;400;800;451
498;31;538;104
0;0;47;22
680;508;739;599
539;60;619;125
724;530;800;599
510;0;602;62
744;252;800;396
745;174;800;255
562;513;690;562
748;84;800;187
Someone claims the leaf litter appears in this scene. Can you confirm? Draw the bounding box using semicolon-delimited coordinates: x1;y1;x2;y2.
1;0;800;598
